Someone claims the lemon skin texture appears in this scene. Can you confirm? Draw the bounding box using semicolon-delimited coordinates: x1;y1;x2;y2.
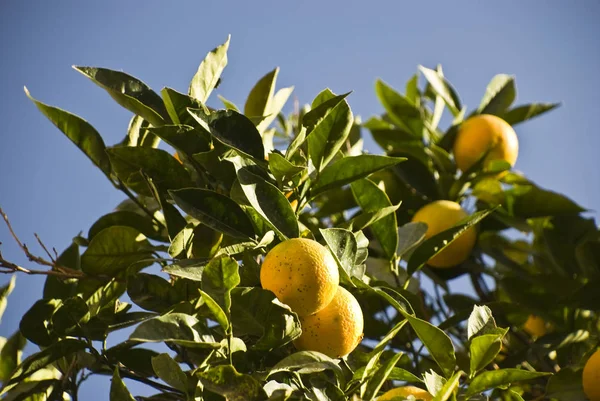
293;286;364;358
583;349;600;401
453;114;518;173
260;238;339;317
377;386;433;401
411;200;477;268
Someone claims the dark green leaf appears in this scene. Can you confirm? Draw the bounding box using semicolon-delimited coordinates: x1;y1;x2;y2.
196;365;267;401
127;273;180;313
418;66;462;116
199;290;229;331
396;222;428;259
465;369;551;396
0;331;27;382
81;226;153;276
269;351;343;380
43;241;80;301
500;103;560;125
74;66;168;126
305;92;353;171
147;125;210;156
351;179;398;260
268;153;305;183
237;167;299;239
105;347;159;378
162;260;208;281
407;208;496;275
110;367;137;401
151;353;189;393
478;74;516;115
310;155;406;197
129;313;220;349
161;87;208;129
189;35;230;104
320;228;358;283
88;211;167;242
121;115;160;148
19;299;61;346
510;184;585;218
170;188;255;240
7;339;87;385
25;88;111;177
51;296;90;335
374;80;423;136
545;368;584;401
230;287;301;350
188;109;265;160
106;147;193;197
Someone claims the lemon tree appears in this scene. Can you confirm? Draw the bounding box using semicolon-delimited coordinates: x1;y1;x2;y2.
0;36;597;401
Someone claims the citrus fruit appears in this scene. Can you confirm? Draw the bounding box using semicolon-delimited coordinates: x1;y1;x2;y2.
523;315;547;338
411;200;477;268
293;286;363;358
453;114;518;172
377;386;433;401
260;238;339;316
583;349;600;401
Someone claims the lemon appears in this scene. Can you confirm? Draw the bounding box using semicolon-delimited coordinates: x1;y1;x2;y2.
523;315;547;338
377;386;433;400
584;349;600;401
260;238;339;316
411;200;477;268
293;287;363;358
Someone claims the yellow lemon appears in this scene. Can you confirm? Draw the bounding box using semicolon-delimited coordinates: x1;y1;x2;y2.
584;349;600;401
523;315;547;338
411;200;477;268
260;238;339;316
453;114;518;172
293;287;363;358
377;386;433;400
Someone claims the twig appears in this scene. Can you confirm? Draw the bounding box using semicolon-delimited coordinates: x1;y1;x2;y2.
35;233;56;262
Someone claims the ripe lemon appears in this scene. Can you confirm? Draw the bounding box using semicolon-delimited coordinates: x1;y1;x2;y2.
453;114;518;172
377;386;433;400
523;315;547;338
260;238;339;316
293;286;363;358
411;200;477;268
583;349;600;401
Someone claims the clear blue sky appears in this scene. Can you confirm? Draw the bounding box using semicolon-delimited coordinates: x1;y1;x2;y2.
1;1;599;399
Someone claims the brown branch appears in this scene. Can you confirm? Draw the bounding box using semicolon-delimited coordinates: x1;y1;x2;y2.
35;233;56;262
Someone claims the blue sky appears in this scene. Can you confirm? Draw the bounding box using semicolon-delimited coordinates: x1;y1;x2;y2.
1;1;599;399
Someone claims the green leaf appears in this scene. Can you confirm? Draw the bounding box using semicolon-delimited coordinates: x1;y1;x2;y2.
25;88;111;177
403;314;456;378
310;155;406;197
169;188;255;240
74;66;168;126
106;147;193;197
320;228;358;284
19;299;60;346
147;125;210;156
269;351;343;380
363;352;403;401
202;256;240;308
88;211;167;242
351;179;398;260
129;313;220;349
374;80;423;136
51;296;90;335
162;260;208;281
500;103;560;125
199;290;229;331
478;74;516;115
469;333;505;376
418;66;462;116
0;331;27;382
105;346;158;378
219;95;240;111
230;287;301;350
465;369;552;396
189;35;230;104
305;91;353;171
467;305;498;339
127;273;180;313
510;184;585;218
196;365;267;401
161;87;208;128
151;353;189;393
188;109;265;160
432;370;463;401
110;368;137;401
81;226;153;276
237;167;299;239
121;115;160;148
43;241;80;301
7;339;87;385
268;153;305;184
245;68;293;133
545;367;585;401
0;276;16;323
396;222;428;259
424;370;446;397
407;208;496;275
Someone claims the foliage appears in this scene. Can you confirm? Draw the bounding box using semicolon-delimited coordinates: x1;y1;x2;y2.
0;37;597;401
